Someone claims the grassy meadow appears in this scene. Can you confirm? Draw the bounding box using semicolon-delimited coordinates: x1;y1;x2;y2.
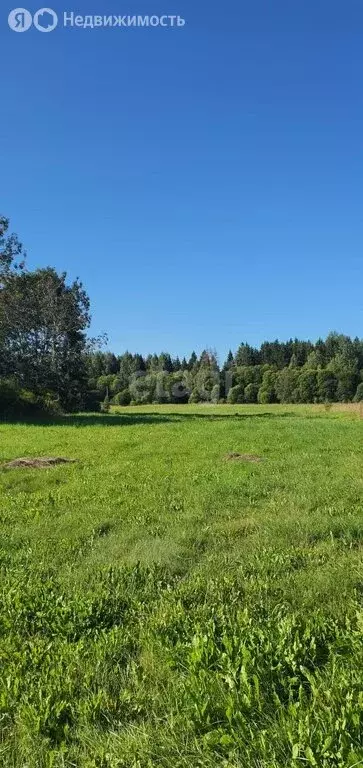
0;404;362;767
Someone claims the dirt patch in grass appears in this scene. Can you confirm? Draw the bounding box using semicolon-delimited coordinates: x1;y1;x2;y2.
224;452;264;463
3;457;78;470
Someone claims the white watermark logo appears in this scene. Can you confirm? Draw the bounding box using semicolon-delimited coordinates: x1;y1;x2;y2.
8;8;185;32
34;8;58;32
8;8;32;31
8;7;58;31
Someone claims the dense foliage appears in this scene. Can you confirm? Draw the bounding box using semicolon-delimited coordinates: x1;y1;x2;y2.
1;215;362;415
87;333;363;408
0;217;91;415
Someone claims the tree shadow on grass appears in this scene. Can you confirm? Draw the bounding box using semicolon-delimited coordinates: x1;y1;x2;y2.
0;411;298;428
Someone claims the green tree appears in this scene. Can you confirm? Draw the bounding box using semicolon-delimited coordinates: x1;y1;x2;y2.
187;352;198;370
114;389;131;406
327;354;358;402
117;352;135;389
0;268;90;410
275;368;299;403
0;216;26;280
305;351;321;369
210;383;220;403
223;350;235;370
297;370;318;403
244;382;259;403
258;369;277;404
129;373;155;404
235;342;258;366
158;352;173;373
103;352;119;375
154;371;170;403
133;354;146;373
235;366;263;389
194;350;219;401
227;384;244;404
96;375;116;398
317;370;337;402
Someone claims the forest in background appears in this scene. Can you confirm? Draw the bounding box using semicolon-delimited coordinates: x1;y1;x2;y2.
1;215;362;415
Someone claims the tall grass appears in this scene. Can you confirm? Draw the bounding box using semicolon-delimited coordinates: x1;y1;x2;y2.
0;405;362;766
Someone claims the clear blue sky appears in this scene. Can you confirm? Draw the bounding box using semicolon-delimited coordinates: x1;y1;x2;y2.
1;0;362;362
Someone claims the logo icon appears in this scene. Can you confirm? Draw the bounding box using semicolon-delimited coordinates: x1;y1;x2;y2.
33;8;58;32
8;8;32;31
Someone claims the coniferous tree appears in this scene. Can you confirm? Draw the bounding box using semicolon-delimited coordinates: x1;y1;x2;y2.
188;352;198;370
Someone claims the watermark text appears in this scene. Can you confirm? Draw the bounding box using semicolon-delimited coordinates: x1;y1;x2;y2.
8;7;186;32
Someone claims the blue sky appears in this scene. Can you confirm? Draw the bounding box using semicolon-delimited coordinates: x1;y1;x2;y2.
1;0;362;362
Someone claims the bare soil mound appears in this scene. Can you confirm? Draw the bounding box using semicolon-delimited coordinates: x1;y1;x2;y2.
3;457;77;470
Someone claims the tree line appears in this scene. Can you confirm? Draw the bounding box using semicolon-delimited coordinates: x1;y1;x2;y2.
87;335;363;408
1;215;362;415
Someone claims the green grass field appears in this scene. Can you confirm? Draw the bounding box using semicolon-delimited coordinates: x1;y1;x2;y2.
0;404;362;767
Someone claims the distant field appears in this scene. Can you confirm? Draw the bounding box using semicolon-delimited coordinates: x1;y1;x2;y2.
0;405;362;767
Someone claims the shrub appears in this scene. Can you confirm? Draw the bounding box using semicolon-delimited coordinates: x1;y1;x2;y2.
244;382;259;403
0;379;50;418
114;389;131;406
258;388;271;404
210;384;221;404
129;374;155;404
227;385;244;404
